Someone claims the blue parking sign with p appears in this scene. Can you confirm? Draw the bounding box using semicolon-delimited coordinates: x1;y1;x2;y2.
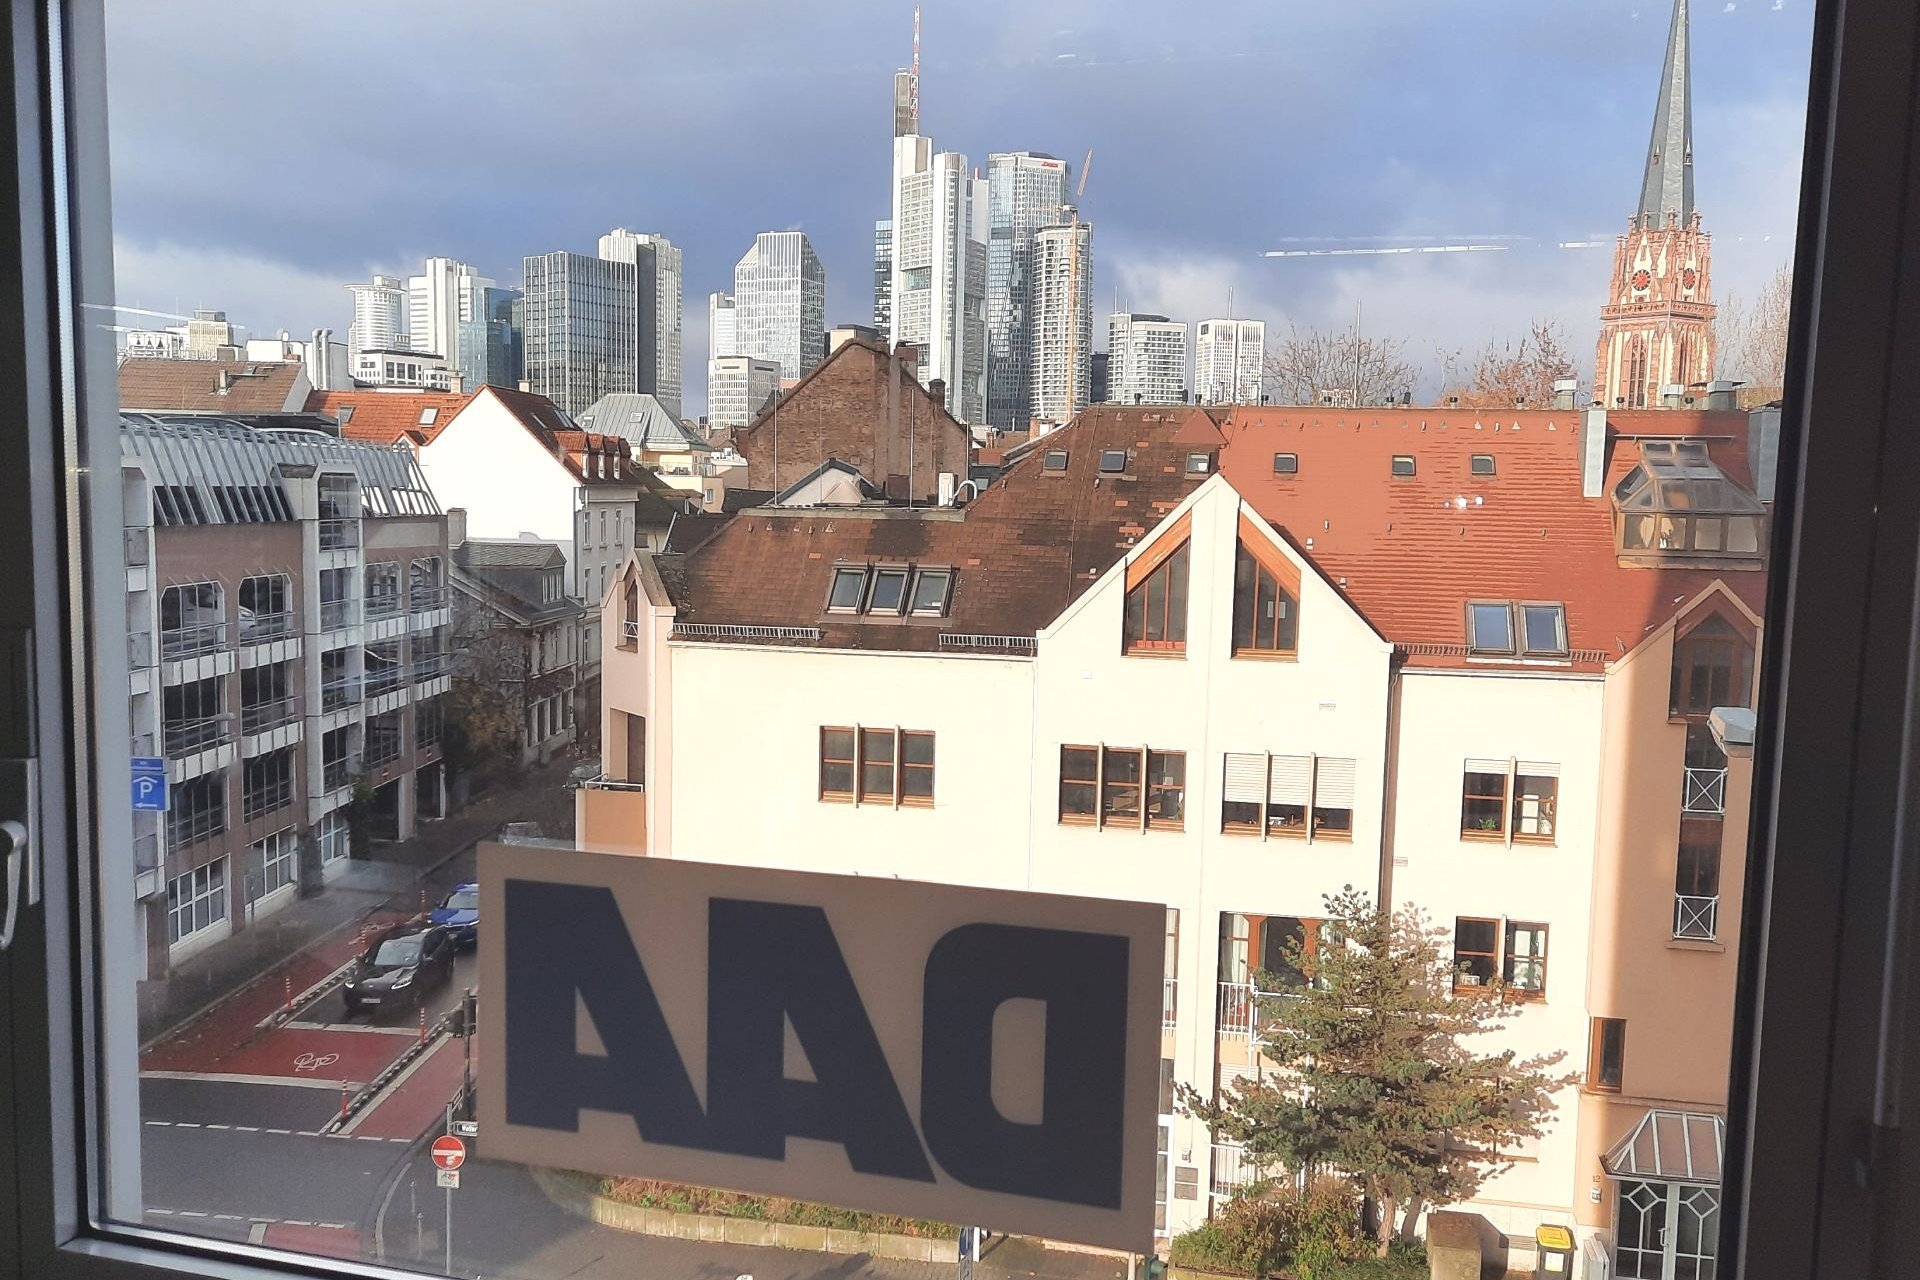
130;757;168;812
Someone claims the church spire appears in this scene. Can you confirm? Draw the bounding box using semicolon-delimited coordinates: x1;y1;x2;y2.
1637;0;1695;227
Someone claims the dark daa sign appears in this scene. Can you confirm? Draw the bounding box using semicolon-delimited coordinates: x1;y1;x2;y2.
477;843;1163;1252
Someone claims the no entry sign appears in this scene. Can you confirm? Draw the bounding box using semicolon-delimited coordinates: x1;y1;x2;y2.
431;1135;467;1171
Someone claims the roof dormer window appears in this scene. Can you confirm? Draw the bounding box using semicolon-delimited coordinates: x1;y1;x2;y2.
1613;440;1766;562
1099;449;1127;474
1471;453;1495;476
1042;449;1069;472
1391;455;1416;478
418;407;438;426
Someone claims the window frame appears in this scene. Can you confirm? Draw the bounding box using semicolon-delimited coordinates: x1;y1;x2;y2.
1041;448;1069;472
1588;1016;1627;1092
825;563;868;613
1098;448;1127;473
1465;600;1516;655
864;565;911;616
907;566;952;617
1230;535;1300;659
1518;602;1568;657
1122;538;1190;655
818;725;856;801
1390;454;1416;477
1470;453;1496;476
1452;916;1500;992
1272;452;1298;475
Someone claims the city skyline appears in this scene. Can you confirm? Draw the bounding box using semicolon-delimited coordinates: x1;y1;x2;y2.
105;1;1812;418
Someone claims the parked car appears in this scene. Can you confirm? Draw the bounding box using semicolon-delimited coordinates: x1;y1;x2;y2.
429;882;479;948
342;926;456;1018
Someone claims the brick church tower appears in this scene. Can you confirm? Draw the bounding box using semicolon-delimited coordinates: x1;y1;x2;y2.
1595;0;1715;409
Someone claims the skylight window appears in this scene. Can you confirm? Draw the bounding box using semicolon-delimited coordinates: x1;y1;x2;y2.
336;405;355;424
1520;603;1568;656
1042;449;1069;472
826;565;868;613
1099;449;1127;474
1273;453;1298;475
1391;455;1416;477
419;407;439;426
1467;601;1515;654
1471;453;1495;476
866;567;910;615
1185;452;1212;475
909;567;953;617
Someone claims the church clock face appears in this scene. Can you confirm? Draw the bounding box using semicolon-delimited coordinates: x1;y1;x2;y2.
1632;268;1653;291
1682;267;1698;290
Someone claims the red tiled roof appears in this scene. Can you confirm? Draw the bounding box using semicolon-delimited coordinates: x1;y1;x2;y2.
306;389;474;444
1215;407;1768;668
120;359;307;413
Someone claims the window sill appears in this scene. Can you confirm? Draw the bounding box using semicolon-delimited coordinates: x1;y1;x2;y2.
1312;831;1354;843
1460;830;1507;843
1059;814;1099;826
1123;647;1188;659
1230;649;1299;662
819;793;854;804
1667;936;1726;952
1513;835;1558;848
900;798;933;809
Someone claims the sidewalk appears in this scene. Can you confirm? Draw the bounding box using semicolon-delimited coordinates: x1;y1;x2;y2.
136;758;580;1045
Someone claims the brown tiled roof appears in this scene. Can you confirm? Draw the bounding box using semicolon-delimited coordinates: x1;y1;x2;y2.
306;389;474;444
119;359;307;413
660;405;1218;651
1216;406;1768;668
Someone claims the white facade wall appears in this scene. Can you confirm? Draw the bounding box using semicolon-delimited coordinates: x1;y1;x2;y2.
347;275;407;354
734;231;827;384
1194;319;1266;405
1109;314;1190;406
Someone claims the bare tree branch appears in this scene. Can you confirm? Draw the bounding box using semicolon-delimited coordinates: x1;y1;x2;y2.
1261;320;1419;407
1444;319;1579;409
1715;263;1791;407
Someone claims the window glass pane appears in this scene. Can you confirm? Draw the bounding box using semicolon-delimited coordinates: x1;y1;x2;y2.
868;568;908;613
827;566;865;610
1469;602;1513;651
910;569;951;614
1522;604;1565;654
1462;770;1508;835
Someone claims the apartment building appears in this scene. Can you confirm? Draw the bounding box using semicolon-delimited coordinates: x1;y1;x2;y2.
450;538;583;766
584;396;1774;1271
121;414;450;979
1108;313;1189;406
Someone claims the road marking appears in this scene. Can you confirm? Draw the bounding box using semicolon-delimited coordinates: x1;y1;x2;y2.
143;1120;171;1128
178;1210;209;1218
337;1032;452;1136
148;1207;173;1215
141;1069;356;1091
265;1128;292;1135
204;1124;230;1130
148;1208;355;1233
173;1122;200;1129
233;1126;258;1133
286;1020;419;1036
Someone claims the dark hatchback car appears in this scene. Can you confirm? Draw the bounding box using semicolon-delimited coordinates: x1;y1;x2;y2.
342;926;456;1019
429;882;479;948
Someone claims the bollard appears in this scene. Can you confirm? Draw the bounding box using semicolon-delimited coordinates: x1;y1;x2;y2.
418;1007;427;1045
339;1083;349;1121
284;973;293;1014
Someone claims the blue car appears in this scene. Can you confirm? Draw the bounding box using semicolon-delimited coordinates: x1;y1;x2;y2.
429;882;479;948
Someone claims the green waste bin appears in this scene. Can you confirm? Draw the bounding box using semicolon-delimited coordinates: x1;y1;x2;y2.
1535;1225;1575;1276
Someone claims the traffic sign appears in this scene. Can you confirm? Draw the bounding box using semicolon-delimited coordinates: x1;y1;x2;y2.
436;1168;460;1190
451;1119;478;1138
431;1135;467;1170
130;771;168;813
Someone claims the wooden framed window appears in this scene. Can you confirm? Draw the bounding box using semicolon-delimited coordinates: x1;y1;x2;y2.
1312;756;1355;838
1503;921;1549;997
1146;750;1186;829
1231;524;1300;657
1671;613;1753;717
1059;745;1099;822
1103;747;1143;826
1588;1017;1626;1091
819;727;855;800
1512;767;1558;842
1268;753;1312;836
865;566;910;615
1123;540;1190;653
900;730;935;805
859;728;897;800
1461;761;1510;838
1453;917;1499;991
826;565;868;613
1220;752;1353;842
1221;752;1266;832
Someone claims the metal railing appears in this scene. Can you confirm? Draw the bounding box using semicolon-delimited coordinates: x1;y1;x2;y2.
1673;894;1720;941
123;527;149;567
670;623;823;642
364;663;405;696
322;755;358;793
409;588;449;612
1209;1142;1269;1203
320;675;362;711
365;592;406;620
159;619;228;659
575;773;645;792
240;695;300;734
239;611;295;643
1217;981;1257;1039
621;619;640;647
319;599;357;631
1682;766;1727;815
938;633;1039;655
163;714;234;758
411;653;450;682
127;631;152;669
1163;977;1178;1031
318;518;359;550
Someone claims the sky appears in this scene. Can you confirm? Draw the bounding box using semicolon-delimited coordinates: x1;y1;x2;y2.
102;0;1815;415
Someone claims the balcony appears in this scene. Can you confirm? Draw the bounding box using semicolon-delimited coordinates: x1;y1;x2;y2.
364;663;406;697
240;695;301;735
319;599;357;632
159;619;228;660
365;592;405;621
1217;981;1256;1039
123;527;149;568
1209;1142;1269;1206
127;631;152;670
1682;766;1727;816
163;713;234;758
322;755;358;793
1163;977;1178;1031
320;675;362;712
1674;894;1720;941
411;653;450;682
318;518;359;550
576;774;648;856
409;588;449;613
238;611;295;644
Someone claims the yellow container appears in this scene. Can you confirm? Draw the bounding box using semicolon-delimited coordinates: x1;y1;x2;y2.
1535;1225;1575;1275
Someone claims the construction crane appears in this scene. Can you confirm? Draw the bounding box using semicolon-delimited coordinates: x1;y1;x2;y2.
1064;148;1093;420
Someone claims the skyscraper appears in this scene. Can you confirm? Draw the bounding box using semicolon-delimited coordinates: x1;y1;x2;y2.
1108;313;1189;406
521;250;639;417
1595;0;1715;409
872;220;893;333
1028;219;1093;423
598;229;685;419
733;231;826;383
346;274;407;355
1194;318;1267;405
480;285;523;388
707;356;782;431
709;291;737;360
407;257;492;362
985;151;1071;429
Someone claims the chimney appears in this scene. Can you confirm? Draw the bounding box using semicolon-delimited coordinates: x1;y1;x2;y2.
447;506;468;549
1706;379;1742;411
1552;377;1578;410
1748;405;1781;502
215;369;234;394
1581;406;1608;498
927;377;945;409
1660;383;1687;409
893;341;919;372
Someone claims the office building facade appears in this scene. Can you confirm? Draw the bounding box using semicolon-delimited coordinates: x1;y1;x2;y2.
733;230;826;385
1028;219;1093;423
707;355;781;431
346;275;408;356
889;139;988;423
598;228;685;418
1109;312;1190;406
1194;318;1267;405
985;151;1071;429
521;250;640;418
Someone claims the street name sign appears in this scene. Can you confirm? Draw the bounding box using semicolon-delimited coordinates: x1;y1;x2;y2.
478;842;1163;1252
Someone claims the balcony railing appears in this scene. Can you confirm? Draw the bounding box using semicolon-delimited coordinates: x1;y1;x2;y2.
319;599;357;631
1217;981;1257;1039
365;592;405;620
163;714;234;758
159;619;228;660
364;663;405;696
575;773;646;792
621;619;640;647
127;631;152;669
411;653;450;682
1163;977;1178;1031
409;588;449;612
318;518;359;550
240;695;301;735
1674;894;1720;941
238;611;295;644
1209;1142;1269;1203
320;675;362;711
123;527;149;567
322;755;358;793
1682;766;1727;815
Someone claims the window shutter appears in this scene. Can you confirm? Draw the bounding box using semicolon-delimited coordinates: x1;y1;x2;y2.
1269;755;1312;805
1315;757;1357;808
1224;753;1267;804
1516;760;1560;777
1465;756;1511;775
